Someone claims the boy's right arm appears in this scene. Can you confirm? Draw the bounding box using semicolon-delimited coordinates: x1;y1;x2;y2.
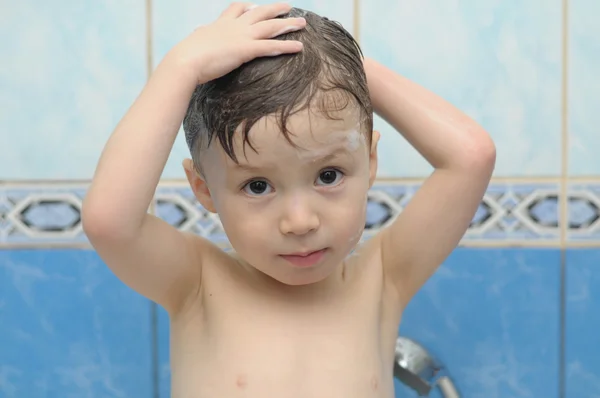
82;60;205;313
82;2;306;313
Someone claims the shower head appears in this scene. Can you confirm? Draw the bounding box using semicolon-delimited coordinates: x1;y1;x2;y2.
394;336;460;397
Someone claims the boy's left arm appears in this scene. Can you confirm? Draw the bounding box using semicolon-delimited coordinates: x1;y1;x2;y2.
364;58;496;306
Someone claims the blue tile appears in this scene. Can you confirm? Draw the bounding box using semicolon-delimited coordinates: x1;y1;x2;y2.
152;0;356;179
568;0;600;176
0;2;147;180
360;0;562;177
154;247;560;398
399;248;561;398
157;305;171;398
0;250;153;397
565;249;600;397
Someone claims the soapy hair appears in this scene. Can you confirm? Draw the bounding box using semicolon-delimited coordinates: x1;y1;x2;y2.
183;7;373;168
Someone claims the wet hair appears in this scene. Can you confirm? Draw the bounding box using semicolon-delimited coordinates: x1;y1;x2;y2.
183;7;373;169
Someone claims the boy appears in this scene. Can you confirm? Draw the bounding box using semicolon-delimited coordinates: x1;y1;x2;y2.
83;3;495;397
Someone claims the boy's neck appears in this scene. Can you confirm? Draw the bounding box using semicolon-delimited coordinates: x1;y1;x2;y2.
228;251;349;301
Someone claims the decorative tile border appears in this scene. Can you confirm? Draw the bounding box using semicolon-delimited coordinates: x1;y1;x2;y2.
153;186;230;247
568;183;600;242
465;182;560;243
0;180;594;248
0;184;89;246
137;180;564;246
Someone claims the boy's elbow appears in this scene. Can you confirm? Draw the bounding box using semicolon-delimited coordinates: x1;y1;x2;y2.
461;129;496;174
474;133;496;167
82;202;114;242
81;198;135;243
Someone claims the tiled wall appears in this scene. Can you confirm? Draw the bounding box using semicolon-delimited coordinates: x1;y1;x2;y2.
1;0;599;397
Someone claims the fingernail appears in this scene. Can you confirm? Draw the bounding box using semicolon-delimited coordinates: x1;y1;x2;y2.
244;4;258;12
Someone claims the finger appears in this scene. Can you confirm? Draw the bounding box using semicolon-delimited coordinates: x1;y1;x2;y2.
244;39;304;61
219;2;255;19
239;2;293;24
251;17;306;39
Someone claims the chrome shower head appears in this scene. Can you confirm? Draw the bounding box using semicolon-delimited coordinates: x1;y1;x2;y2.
394;336;460;397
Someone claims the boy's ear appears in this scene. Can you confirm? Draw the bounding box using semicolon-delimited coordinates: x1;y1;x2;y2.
183;158;217;213
368;130;380;188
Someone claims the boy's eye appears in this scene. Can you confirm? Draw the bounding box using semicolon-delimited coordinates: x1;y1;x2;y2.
243;180;273;196
316;169;343;186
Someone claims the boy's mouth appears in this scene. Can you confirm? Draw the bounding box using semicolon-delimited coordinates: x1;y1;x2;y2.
279;248;328;268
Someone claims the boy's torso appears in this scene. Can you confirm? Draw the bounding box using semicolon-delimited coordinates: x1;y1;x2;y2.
168;243;402;398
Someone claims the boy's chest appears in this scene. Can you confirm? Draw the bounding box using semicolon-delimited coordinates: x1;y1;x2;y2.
200;264;387;345
172;293;395;398
169;265;399;397
194;267;398;370
203;292;383;358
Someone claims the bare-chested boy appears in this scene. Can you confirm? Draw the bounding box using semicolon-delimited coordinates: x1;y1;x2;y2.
83;3;495;397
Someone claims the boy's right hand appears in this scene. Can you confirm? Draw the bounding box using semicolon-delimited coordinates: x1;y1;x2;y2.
84;2;306;317
168;2;306;85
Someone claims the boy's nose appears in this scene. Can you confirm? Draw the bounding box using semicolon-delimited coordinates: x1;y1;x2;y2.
279;199;320;236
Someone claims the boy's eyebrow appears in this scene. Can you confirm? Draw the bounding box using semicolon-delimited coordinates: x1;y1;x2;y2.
317;147;354;163
233;162;269;172
234;147;354;172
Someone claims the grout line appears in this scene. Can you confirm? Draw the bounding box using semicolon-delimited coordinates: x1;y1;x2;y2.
0;240;590;250
150;176;569;186
4;176;600;187
146;0;155;223
6;241;600;250
353;0;360;44
150;301;160;398
560;248;567;398
0;243;94;250
145;0;156;224
146;0;154;82
559;0;570;396
559;240;600;247
145;1;160;397
5;236;600;250
0;181;93;187
559;0;571;249
458;241;562;248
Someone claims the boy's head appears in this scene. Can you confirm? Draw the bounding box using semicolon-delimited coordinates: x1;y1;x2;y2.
183;8;379;286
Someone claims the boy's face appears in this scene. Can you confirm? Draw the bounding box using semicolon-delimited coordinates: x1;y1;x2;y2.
185;106;379;286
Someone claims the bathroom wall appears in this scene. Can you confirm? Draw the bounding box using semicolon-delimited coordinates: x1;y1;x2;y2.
1;0;598;397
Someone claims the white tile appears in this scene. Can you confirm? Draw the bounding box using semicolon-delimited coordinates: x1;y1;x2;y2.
0;1;147;179
360;0;563;177
568;0;600;176
153;0;355;179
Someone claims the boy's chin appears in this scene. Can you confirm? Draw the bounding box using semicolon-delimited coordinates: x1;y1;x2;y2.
268;266;335;287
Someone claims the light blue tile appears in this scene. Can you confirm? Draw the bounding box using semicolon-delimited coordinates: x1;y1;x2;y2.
399;248;561;398
152;0;355;179
565;249;600;397
0;2;147;180
568;0;600;176
0;249;154;397
360;0;562;178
